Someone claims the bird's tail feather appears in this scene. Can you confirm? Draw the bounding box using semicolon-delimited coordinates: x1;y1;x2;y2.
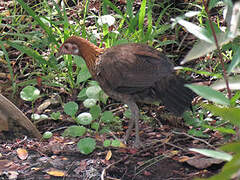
155;77;196;115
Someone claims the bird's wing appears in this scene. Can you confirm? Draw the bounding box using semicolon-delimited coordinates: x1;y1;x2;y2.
97;43;174;94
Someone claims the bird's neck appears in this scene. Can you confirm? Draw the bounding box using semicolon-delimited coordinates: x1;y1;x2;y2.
74;37;104;76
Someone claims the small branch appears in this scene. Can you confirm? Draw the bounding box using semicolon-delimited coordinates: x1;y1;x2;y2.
203;1;232;99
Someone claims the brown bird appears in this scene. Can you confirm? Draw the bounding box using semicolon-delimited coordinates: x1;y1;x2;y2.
57;36;195;147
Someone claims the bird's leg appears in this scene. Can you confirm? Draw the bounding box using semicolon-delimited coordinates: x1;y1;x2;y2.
124;101;141;147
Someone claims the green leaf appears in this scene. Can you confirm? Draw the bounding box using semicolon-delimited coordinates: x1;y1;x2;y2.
50;112;61;120
221;142;240;153
77;88;87;101
76;112;93;125
203;104;240;126
91;122;100;131
43;131;53;139
98;15;115;26
103;140;111;147
203;125;236;135
111;140;121;147
188;129;210;138
185;84;230;106
211;76;240;91
77;67;91;84
138;0;146;31
86;85;102;99
83;98;97;108
181;31;234;64
77;138;96;155
62;125;86;137
189;148;232;161
173;17;213;43
20;86;40;101
64;102;78;117
101;111;114;123
90;105;101;120
228;47;240;73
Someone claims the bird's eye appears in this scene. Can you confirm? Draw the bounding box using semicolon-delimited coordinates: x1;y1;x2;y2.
64;44;70;50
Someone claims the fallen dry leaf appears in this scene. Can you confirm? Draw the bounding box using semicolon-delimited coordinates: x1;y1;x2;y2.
46;168;65;177
105;150;112;161
16;148;28;160
187;157;224;169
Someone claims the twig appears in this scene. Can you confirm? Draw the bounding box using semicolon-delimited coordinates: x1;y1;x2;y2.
172;131;215;148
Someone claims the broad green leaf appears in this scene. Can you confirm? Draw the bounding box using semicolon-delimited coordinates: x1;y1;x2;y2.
189;148;232;161
173;17;213;43
77;138;96;155
64;102;78;117
90;105;101;120
186;84;230;105
211;76;240;91
91;122;100;131
188;129;210;138
77;88;87;101
51;112;61;120
76;112;93;125
62;125;86;137
203;104;240;126
101;111;114;123
20;86;40;101
77;68;91;84
181;31;236;64
221;142;240;153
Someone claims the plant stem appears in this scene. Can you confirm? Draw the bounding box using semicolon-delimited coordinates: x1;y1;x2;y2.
203;0;232;99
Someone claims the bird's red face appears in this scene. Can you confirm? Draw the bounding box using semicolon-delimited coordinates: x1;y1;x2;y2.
56;42;79;57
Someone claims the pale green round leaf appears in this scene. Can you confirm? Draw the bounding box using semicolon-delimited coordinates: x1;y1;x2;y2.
83;98;97;108
86;86;102;99
103;140;111;147
76;112;93;125
98;15;115;26
77;138;96;155
31;113;40;120
20;86;40;101
43;131;53;139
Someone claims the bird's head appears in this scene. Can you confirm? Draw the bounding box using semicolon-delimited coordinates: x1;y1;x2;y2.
56;41;80;57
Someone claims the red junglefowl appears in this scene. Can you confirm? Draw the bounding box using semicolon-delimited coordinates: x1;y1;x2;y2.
57;36;195;147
